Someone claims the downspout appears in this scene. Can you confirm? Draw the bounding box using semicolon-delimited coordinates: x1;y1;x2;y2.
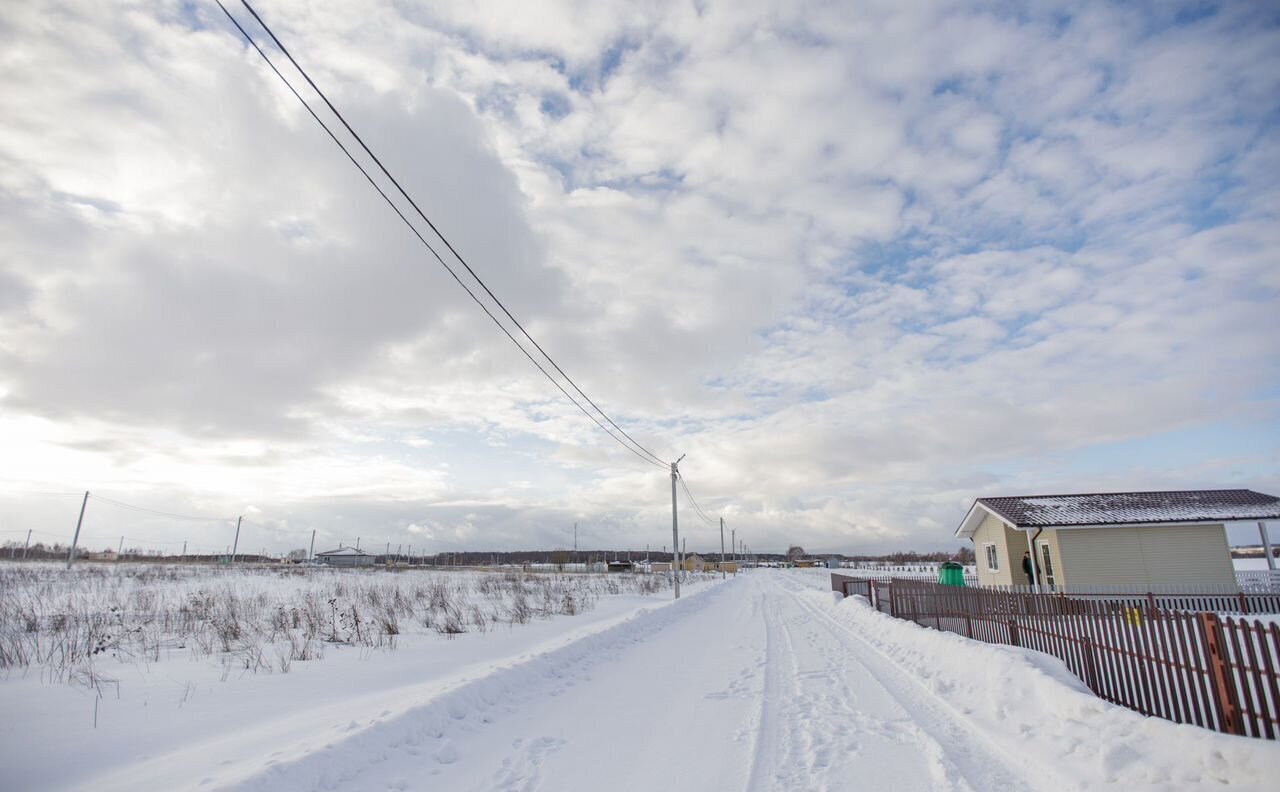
1025;527;1043;589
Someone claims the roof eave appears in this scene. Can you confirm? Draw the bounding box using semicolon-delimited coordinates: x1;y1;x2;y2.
955;501;1016;539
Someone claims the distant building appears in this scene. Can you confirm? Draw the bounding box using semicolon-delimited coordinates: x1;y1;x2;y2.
314;547;374;567
682;554;706;572
955;489;1280;588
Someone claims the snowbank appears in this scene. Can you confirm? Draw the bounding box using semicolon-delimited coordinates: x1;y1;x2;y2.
822;592;1280;790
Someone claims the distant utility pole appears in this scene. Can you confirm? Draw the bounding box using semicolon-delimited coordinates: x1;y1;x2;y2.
720;518;726;579
731;529;736;563
117;536;123;562
67;490;89;569
574;523;578;553
181;540;187;558
22;529;32;561
231;516;242;564
356;536;361;551
670;454;685;599
309;529;316;562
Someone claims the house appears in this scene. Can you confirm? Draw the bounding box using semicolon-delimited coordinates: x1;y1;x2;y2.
681;554;706;573
648;561;673;573
607;560;633;573
955;489;1280;588
314;547;374;567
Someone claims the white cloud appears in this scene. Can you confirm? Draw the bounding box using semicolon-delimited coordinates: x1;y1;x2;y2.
0;0;1276;555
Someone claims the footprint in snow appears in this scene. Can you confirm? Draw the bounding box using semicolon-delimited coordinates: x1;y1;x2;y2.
435;742;459;764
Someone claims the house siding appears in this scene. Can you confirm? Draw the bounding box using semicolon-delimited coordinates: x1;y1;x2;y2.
971;512;1021;587
1054;524;1235;586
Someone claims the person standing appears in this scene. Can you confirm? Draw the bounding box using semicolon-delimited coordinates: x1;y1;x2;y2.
1021;550;1040;585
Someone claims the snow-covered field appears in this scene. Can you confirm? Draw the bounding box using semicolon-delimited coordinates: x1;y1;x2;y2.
3;565;1278;791
1234;557;1278;571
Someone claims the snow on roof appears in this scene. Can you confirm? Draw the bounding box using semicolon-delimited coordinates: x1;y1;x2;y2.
314;547;370;556
956;489;1280;538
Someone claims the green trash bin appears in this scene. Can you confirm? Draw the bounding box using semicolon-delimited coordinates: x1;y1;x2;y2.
938;561;965;587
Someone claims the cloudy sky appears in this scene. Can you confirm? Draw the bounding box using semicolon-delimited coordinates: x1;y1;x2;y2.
1;0;1277;557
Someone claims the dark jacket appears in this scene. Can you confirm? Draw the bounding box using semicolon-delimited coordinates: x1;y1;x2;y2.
1021;554;1039;579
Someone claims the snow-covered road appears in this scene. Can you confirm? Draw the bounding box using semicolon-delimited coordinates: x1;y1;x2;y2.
17;570;1278;791
226;572;1040;792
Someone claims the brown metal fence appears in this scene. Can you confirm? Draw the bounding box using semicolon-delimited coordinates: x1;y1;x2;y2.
882;579;1280;739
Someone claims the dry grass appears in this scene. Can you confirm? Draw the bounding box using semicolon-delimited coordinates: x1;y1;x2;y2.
0;562;686;687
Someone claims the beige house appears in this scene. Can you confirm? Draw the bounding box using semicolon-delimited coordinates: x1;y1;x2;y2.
681;554;706;573
955;489;1280;589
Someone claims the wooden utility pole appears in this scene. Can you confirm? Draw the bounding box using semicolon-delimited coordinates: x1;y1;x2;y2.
670;455;685;599
309;529;316;562
720;517;726;579
66;490;89;569
22;529;32;560
1260;522;1275;572
231;516;242;564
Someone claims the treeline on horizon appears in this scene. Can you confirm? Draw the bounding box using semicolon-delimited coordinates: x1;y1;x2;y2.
1;542;978;564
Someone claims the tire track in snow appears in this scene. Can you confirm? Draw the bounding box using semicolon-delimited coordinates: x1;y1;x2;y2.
747;575;971;792
225;581;731;792
743;583;784;792
773;575;1049;792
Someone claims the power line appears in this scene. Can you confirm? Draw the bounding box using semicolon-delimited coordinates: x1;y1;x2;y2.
677;473;718;526
216;0;667;470
235;0;667;469
87;494;237;523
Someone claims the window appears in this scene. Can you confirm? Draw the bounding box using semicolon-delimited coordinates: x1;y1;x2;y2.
1039;543;1056;586
983;543;999;571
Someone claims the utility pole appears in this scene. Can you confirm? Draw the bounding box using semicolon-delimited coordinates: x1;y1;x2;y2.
670;454;685;599
731;529;736;563
22;529;32;561
356;536;361;551
231;515;242;564
181;540;187;558
309;529;316;562
574;523;578;554
720;517;726;579
1260;522;1275;572
67;490;89;569
117;536;123;562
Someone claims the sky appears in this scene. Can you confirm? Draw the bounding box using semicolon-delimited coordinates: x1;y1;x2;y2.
0;0;1278;557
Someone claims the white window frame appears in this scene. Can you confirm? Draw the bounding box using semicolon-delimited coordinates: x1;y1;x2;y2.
1037;541;1055;586
983;542;999;572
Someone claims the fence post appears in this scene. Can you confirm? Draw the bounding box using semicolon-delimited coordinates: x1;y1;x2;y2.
1081;635;1101;693
964;613;973;639
1008;617;1020;647
1199;612;1242;735
869;579;878;611
1238;592;1249;615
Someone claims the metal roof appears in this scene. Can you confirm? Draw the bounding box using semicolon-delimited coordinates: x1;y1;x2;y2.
314;547;370;556
956;489;1280;538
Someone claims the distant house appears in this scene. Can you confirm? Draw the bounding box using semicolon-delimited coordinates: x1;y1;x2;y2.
607;560;633;573
681;554;706;573
955;489;1280;588
314;547;374;567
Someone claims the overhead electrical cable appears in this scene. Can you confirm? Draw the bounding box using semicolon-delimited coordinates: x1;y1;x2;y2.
677;473;718;526
217;0;667;470
89;494;238;523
